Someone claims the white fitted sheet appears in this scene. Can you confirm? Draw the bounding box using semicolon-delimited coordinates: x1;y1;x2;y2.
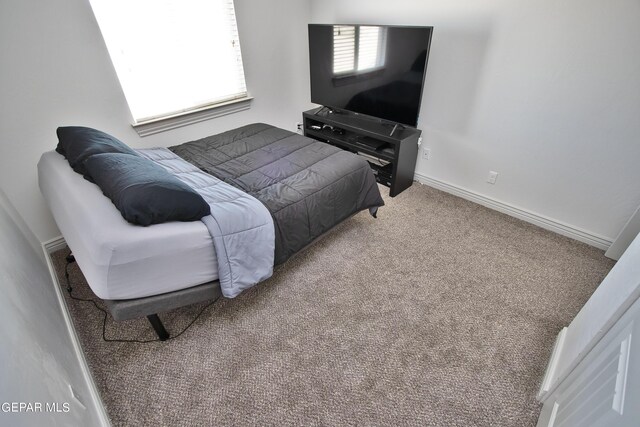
38;151;218;300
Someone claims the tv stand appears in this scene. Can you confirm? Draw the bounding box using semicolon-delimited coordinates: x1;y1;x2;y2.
302;107;421;197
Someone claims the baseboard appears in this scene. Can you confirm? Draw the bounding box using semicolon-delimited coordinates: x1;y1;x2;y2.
41;240;111;426
537;327;567;401
43;235;67;254
413;173;612;250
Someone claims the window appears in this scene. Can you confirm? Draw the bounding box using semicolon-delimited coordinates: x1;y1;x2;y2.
89;0;248;125
333;25;387;76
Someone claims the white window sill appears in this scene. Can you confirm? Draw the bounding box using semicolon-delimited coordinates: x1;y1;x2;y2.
132;96;253;137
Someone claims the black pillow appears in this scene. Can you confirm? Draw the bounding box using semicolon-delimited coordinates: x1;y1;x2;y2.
56;126;139;177
84;153;211;226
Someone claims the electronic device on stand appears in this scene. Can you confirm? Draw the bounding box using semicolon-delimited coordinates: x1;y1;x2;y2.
304;24;433;196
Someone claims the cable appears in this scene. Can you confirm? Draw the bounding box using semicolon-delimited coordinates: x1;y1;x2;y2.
63;254;218;343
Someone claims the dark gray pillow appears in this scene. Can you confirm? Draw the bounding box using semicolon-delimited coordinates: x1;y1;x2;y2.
56;126;139;178
84;153;211;226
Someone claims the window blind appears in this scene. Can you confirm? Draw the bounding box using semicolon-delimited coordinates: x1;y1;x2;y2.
333;25;386;75
333;25;356;74
357;26;386;71
89;0;247;123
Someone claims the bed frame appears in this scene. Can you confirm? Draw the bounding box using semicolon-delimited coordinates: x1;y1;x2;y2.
65;253;221;341
105;281;222;341
108;286;222;341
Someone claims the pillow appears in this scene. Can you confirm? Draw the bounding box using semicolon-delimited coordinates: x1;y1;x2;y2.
84;153;211;226
56;126;139;177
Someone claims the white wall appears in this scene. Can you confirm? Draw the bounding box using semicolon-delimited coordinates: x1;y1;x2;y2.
0;190;106;426
311;0;640;241
0;0;314;243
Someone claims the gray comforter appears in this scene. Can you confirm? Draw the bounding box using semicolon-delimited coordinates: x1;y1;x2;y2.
171;123;384;265
138;148;275;298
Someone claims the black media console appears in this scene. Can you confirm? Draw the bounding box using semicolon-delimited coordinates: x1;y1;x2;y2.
303;107;421;197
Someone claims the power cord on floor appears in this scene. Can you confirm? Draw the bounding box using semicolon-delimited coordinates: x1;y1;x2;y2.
64;254;218;343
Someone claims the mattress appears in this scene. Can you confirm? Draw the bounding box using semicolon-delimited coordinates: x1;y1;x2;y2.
38;151;218;300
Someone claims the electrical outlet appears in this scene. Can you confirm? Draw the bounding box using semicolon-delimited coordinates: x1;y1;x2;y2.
422;147;431;160
487;171;498;184
295;122;303;135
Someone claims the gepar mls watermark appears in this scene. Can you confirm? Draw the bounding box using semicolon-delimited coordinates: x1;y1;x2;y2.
2;402;70;413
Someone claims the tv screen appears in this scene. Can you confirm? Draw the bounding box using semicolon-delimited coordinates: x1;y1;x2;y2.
308;24;433;127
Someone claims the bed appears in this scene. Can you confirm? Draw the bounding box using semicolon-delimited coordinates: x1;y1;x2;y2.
39;123;384;339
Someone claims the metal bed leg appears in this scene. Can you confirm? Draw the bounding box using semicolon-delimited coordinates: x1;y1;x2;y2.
147;314;170;341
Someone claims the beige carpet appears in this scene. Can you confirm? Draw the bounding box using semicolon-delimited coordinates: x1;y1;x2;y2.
52;183;615;426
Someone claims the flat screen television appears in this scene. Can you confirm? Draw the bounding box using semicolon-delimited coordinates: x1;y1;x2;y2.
308;24;433;127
